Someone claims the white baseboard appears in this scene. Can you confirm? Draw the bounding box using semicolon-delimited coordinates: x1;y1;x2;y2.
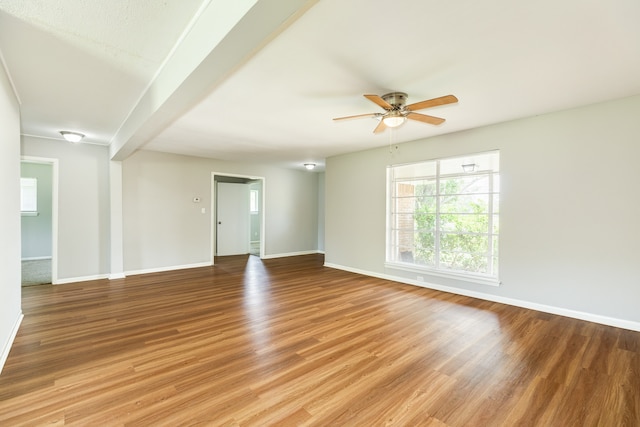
54;274;109;285
324;262;640;332
261;250;322;260
126;261;212;277
54;261;213;284
0;311;23;374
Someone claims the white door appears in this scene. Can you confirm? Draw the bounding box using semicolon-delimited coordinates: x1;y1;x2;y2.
216;182;250;256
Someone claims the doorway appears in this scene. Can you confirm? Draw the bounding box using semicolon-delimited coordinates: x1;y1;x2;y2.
20;157;58;286
212;173;264;263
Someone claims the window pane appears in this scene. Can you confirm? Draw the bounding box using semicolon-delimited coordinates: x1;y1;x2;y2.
440;175;490;195
492;194;500;214
439;214;489;233
392;213;415;228
440;233;489;254
440;194;489;214
414;231;436;266
440;251;489;273
414;180;437;196
20;177;37;212
414;213;436;231
395;229;415;254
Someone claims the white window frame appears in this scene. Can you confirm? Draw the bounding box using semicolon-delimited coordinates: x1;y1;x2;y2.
386;151;500;286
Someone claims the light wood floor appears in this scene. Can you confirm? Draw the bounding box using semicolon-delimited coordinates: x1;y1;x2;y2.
1;254;638;426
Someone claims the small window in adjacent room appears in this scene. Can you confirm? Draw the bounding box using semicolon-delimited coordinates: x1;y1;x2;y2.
20;177;38;214
386;151;500;284
250;189;259;214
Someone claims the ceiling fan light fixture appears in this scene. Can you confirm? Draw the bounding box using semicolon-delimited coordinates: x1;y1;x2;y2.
382;112;406;128
304;163;316;170
60;131;85;143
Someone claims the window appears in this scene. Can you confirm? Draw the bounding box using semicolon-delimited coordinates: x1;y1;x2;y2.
20;177;38;213
387;151;500;284
250;189;259;214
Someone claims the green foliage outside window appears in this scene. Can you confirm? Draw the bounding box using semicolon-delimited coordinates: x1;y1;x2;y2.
389;151;499;279
410;174;498;274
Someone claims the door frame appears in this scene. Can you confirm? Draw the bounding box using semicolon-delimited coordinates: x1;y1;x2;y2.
20;156;59;284
210;172;265;265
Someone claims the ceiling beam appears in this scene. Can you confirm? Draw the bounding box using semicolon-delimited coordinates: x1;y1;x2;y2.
109;0;317;161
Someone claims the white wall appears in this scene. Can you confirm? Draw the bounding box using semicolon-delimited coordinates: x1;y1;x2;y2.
0;58;22;372
122;150;319;272
325;95;640;328
317;172;325;252
21;136;111;282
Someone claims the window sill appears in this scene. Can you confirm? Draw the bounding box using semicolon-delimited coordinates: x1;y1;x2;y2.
21;212;39;217
385;262;501;287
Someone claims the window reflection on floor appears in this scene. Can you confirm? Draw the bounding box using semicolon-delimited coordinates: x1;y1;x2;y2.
243;255;271;351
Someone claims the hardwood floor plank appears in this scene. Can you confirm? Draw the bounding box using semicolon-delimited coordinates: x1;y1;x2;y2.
1;254;639;426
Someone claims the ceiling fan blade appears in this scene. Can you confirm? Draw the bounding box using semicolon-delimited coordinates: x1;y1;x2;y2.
373;119;387;133
333;113;378;121
405;94;458;111
406;112;446;125
364;94;392;110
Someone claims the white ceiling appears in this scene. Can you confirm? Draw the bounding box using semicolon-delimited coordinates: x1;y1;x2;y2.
2;0;640;171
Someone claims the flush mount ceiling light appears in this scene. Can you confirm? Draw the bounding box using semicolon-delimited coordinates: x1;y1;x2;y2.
462;163;477;173
304;163;316;170
60;131;85;143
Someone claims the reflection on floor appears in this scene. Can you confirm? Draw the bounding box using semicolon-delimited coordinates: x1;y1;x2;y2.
22;259;51;287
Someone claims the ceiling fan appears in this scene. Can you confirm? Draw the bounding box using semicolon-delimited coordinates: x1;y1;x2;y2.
333;92;458;133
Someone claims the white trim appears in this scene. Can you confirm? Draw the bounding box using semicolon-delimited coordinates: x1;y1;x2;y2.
324;262;640;332
21;256;52;261
211;172;266;264
21;156;59;285
126;261;212;277
261;250;322;259
0;312;23;374
109;273;126;280
387;150;500;280
109;161;125;280
54;274;109;285
385;262;500;287
0;47;21;105
108;0;213;146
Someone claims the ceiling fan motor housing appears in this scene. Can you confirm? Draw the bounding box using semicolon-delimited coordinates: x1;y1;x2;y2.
382;92;408;109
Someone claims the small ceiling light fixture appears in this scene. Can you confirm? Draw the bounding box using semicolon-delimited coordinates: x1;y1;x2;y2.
382;111;406;128
304;163;316;170
60;131;85;143
462;163;477;173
